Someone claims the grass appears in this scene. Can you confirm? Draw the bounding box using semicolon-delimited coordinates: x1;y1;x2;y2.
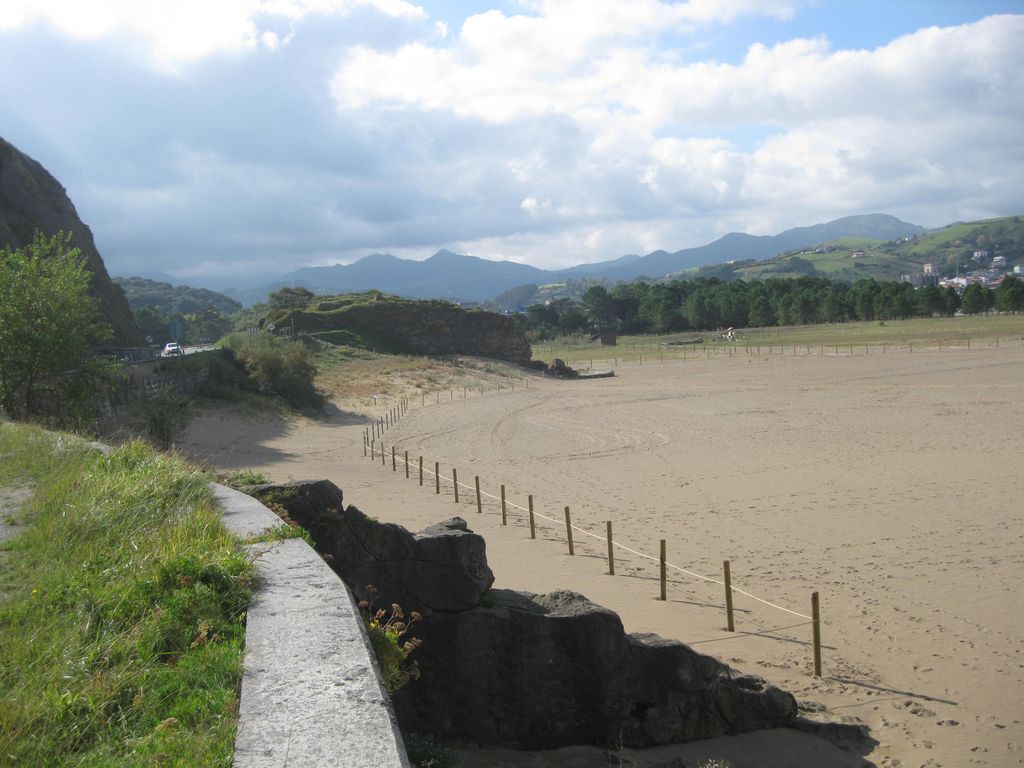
0;423;255;767
532;315;1024;367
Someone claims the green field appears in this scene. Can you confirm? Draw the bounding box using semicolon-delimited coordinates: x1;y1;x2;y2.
532;314;1024;367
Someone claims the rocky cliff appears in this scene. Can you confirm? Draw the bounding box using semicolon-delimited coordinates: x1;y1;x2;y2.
0;137;143;347
272;292;532;365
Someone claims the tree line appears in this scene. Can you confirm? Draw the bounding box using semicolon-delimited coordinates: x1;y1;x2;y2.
517;276;1024;340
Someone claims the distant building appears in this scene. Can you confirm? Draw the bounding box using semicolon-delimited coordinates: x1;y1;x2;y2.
972;249;989;261
851;250;865;259
923;263;935;275
590;331;617;346
992;255;1006;267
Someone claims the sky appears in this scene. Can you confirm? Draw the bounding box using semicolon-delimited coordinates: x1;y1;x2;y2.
2;0;1023;287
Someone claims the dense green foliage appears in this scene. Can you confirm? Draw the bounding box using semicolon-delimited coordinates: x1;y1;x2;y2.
516;276;1022;340
115;277;242;317
221;333;323;409
0;232;122;423
116;278;239;345
0;426;254;766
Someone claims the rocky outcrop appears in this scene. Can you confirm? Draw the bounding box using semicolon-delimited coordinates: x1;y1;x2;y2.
392;588;797;749
247;480;494;614
246;479;820;751
274;292;532;365
0;137;144;347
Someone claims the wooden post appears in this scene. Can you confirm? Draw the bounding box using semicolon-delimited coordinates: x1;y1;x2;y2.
391;446;396;471
500;484;507;525
452;468;459;502
606;521;615;575
386;412;390;428
419;456;424;486
363;438;367;456
528;495;536;539
370;439;375;460
812;591;823;677
659;539;667;601
564;506;574;555
381;444;385;466
404;450;409;478
434;462;440;494
475;476;482;514
724;560;735;632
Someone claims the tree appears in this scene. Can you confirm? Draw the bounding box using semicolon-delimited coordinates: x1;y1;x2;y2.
960;283;991;315
748;292;776;327
268;286;316;309
0;232;119;421
184;308;233;343
581;285;618;330
995;275;1024;313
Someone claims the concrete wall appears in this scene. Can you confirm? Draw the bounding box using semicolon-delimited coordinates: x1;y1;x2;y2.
213;484;410;768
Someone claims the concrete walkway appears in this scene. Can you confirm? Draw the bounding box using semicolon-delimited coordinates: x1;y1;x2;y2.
213;484;410;768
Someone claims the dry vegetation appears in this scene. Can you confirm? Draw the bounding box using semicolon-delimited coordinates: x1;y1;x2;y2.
313;345;532;414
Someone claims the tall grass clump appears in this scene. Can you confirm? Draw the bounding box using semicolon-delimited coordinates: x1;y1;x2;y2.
221;333;323;409
0;423;255;767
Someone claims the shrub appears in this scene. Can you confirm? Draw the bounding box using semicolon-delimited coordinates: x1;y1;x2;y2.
221;333;323;409
358;586;421;694
142;388;191;450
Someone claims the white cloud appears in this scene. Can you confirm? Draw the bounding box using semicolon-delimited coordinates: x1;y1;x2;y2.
332;11;1024;252
2;2;1022;283
0;0;426;68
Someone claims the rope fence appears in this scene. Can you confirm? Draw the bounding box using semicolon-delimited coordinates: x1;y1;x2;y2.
362;435;824;676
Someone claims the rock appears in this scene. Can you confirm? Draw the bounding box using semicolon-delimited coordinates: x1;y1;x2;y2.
0;137;144;347
279;292;532;365
243;482;869;754
247;481;494;614
544;358;579;378
392;588;798;749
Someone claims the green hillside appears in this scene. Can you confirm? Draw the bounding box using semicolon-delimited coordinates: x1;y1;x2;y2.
703;215;1024;283
116;276;242;316
264;291;533;364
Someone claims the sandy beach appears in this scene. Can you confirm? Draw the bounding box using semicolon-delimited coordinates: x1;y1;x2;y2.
181;343;1024;768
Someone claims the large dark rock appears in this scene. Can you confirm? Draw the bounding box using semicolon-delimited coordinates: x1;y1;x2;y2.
244;480;859;753
392;588;797;749
247;480;493;614
278;292;533;365
0;137;144;347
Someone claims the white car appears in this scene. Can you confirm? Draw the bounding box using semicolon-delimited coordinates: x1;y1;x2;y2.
163;342;183;356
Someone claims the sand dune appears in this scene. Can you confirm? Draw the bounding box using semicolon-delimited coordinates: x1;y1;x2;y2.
182;344;1024;768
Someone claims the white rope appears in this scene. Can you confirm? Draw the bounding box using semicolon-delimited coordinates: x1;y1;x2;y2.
369;444;812;621
685;620;814;644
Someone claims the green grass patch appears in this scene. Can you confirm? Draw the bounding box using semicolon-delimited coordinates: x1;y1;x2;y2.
310;328;412;355
0;424;255;767
533;315;1024;365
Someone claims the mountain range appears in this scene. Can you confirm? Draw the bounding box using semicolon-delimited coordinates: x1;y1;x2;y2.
221;214;924;305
